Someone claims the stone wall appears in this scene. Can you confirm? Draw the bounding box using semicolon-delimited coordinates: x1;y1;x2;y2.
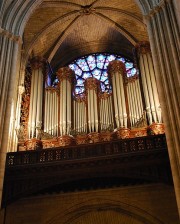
2;184;179;224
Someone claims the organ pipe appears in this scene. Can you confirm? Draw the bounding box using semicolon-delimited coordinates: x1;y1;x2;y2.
28;57;46;139
108;61;127;128
126;77;144;126
57;67;75;136
136;42;162;124
44;87;58;136
85;78;100;133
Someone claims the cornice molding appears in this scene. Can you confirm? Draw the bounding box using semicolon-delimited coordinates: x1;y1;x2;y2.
143;0;170;21
0;27;22;43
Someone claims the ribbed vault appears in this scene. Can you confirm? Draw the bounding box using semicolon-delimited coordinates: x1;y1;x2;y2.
1;0;150;69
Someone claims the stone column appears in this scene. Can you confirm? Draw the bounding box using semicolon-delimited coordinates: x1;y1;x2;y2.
136;41;162;125
0;28;22;205
144;0;180;216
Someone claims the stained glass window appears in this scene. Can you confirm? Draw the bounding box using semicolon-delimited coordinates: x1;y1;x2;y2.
53;53;137;96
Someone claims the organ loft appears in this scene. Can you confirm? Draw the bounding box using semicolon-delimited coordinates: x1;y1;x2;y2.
0;0;179;223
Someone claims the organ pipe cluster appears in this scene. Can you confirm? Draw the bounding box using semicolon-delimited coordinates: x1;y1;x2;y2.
136;42;162;124
26;53;162;143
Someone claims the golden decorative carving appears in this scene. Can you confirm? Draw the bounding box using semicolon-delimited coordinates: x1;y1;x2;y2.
20;69;31;139
126;74;139;83
45;87;58;93
30;56;47;70
99;92;111;100
75;134;88;145
130;127;147;138
85;77;100;92
136;41;151;55
24;138;43;150
148;123;165;135
116;128;131;139
107;60;126;78
100;131;113;142
74;94;86;103
88;132;100;143
56;67;76;84
58;135;74;146
42;138;59;149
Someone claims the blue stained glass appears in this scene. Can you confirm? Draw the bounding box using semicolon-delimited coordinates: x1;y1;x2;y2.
76;59;89;71
74;68;82;76
104;79;109;85
92;69;101;79
82;72;91;79
97;54;106;62
103;62;109;69
97;62;104;69
125;62;133;70
131;68;137;75
101;83;106;91
77;78;84;86
117;57;125;63
107;55;116;61
67;53;136;95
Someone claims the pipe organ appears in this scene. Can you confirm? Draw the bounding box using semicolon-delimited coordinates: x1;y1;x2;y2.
28;57;45;139
99;92;114;131
73;96;87;134
136;42;162;124
57;67;75;136
44;87;58;136
85;78;100;133
126;77;144;126
18;51;164;151
108;61;127;128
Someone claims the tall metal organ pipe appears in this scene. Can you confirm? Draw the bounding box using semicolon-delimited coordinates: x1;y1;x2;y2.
85;78;100;132
44;87;58;136
99;92;114;131
57;67;75;136
136;42;162;124
108;61;127;128
73;96;87;134
28;57;46;139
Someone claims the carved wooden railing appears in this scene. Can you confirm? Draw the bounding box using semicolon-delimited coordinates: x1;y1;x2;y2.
6;134;167;167
3;134;171;207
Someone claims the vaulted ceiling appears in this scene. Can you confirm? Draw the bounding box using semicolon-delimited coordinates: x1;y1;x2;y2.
23;0;149;69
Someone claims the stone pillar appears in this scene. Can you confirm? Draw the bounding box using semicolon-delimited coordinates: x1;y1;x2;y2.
136;41;162;125
144;0;180;216
0;28;22;205
57;67;75;136
108;60;127;128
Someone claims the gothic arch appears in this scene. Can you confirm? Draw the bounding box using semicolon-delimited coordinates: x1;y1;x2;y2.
46;199;165;224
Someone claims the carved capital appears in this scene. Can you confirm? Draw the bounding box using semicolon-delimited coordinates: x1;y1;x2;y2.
99;92;111;100
107;60;126;78
30;56;47;70
85;77;100;92
75;94;86;103
45;87;58;93
136;41;151;55
57;67;75;84
127;74;139;83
